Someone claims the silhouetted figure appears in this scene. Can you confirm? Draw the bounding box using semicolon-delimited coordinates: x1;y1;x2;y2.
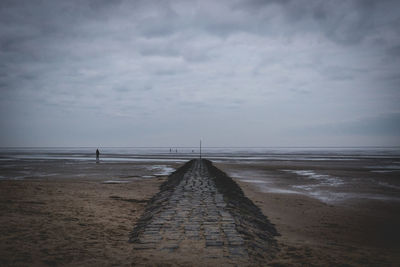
96;149;100;163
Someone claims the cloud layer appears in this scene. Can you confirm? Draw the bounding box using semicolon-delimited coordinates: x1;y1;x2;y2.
1;0;399;146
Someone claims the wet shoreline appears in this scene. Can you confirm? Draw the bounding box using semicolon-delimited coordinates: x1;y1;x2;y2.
1;148;399;265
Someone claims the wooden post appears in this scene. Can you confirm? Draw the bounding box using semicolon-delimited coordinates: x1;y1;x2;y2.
200;139;202;159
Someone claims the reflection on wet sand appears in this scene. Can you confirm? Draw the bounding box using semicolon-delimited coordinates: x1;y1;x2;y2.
0;147;399;265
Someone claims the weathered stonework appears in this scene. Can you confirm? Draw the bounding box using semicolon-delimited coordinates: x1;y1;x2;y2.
130;159;278;265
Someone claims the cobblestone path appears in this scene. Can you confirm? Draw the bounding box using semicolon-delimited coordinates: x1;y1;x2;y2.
131;159;250;264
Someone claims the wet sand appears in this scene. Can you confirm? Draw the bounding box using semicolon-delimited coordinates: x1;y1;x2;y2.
236;181;400;266
0;177;165;266
216;162;400;266
1;159;400;266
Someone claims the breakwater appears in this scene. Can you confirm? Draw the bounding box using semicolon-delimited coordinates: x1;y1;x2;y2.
130;159;278;265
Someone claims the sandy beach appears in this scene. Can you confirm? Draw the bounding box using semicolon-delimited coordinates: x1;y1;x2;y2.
235;179;400;266
0;177;166;266
216;159;400;266
1;148;400;266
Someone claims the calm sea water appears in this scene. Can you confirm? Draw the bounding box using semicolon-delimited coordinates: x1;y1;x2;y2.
1;147;399;162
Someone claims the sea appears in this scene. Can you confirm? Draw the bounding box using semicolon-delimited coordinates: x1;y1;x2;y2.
1;147;399;204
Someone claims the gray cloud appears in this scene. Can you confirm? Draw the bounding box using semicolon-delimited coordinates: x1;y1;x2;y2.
298;113;400;136
0;0;400;146
386;45;400;58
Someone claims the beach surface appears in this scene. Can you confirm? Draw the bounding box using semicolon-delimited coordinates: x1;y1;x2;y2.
1;148;399;266
0;174;165;266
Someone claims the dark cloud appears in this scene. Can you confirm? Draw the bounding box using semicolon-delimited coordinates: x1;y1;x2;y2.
0;0;399;146
386;45;400;58
234;0;399;45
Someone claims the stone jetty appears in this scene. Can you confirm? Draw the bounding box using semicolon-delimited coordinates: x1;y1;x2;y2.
130;159;278;265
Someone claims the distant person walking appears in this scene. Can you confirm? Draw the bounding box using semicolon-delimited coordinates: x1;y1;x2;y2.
96;148;100;163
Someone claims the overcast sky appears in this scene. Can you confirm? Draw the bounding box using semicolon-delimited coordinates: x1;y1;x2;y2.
1;0;399;147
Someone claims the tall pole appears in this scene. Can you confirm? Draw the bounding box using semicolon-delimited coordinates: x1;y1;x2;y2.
200;139;202;159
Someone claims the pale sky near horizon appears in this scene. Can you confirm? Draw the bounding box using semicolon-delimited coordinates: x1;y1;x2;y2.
1;0;399;147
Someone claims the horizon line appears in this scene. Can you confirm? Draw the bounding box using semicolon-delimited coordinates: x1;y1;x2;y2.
1;146;400;149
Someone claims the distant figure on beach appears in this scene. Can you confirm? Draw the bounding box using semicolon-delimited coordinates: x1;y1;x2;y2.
96;149;100;163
